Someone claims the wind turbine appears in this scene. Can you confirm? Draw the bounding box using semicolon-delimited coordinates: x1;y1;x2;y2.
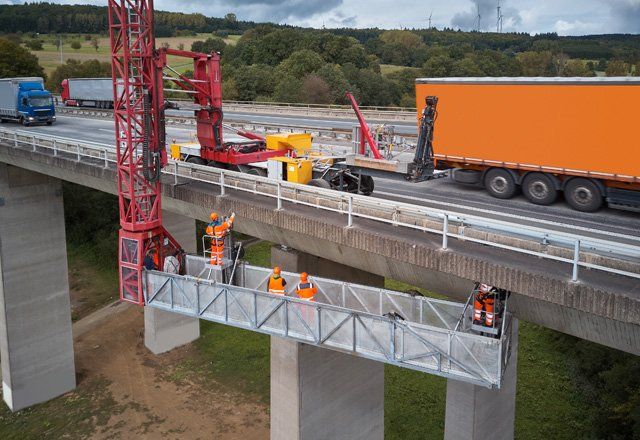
476;3;482;31
428;11;433;29
496;0;504;33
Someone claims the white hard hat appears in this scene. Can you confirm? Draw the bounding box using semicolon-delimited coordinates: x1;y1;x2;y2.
479;283;492;293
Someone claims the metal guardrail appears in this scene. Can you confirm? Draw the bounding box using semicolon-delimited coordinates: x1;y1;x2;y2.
144;257;512;388
53;94;417;116
1;128;638;283
54;106;377;142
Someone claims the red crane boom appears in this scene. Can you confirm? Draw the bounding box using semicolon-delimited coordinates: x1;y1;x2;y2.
345;91;383;160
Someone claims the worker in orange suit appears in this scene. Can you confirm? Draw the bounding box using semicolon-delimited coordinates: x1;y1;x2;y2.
295;272;318;301
268;266;287;295
473;283;495;327
206;212;235;265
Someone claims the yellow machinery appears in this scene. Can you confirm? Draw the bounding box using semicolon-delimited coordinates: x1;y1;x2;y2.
266;133;312;155
267;156;313;184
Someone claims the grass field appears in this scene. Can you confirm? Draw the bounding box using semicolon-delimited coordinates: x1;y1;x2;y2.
28;33;240;75
380;64;407;75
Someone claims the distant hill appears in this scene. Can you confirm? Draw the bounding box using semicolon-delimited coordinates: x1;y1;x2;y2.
1;3;639;61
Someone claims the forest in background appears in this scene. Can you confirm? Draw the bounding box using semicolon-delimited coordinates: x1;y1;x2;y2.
1;2;640;106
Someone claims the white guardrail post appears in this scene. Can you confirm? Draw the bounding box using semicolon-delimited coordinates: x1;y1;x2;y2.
442;214;449;250
572;240;581;282
1;128;639;284
276;181;282;210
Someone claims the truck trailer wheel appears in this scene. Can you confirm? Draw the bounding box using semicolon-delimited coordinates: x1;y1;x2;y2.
452;168;481;184
307;178;331;189
564;178;603;212
483;168;518;199
522;173;558;205
359;175;374;196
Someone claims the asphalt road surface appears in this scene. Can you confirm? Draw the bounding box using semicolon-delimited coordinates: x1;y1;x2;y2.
10;115;639;241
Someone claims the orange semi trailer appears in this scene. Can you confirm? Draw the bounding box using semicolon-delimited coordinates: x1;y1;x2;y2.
415;77;640;212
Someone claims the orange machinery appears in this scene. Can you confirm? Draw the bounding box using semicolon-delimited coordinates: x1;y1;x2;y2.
415;77;640;212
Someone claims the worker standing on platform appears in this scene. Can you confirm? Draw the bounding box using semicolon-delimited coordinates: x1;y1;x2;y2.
206;212;235;265
473;283;495;327
295;272;317;301
163;250;180;274
268;266;287;294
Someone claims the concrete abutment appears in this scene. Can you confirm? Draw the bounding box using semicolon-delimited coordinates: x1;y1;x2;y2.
0;164;76;411
144;210;200;355
444;319;519;440
270;245;385;440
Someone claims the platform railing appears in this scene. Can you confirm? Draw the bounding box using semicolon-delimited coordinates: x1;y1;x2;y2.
143;258;511;388
1;128;639;283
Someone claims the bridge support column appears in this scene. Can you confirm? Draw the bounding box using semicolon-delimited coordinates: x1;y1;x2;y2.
144;211;200;355
444;319;519;440
270;245;384;440
0;164;76;411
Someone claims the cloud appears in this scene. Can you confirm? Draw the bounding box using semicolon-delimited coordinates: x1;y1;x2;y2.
607;0;640;33
554;19;599;34
157;0;343;23
451;0;522;31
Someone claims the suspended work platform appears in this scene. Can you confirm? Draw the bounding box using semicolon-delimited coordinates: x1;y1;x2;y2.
144;255;515;389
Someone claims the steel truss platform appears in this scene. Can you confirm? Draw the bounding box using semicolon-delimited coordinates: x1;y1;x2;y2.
144;255;515;388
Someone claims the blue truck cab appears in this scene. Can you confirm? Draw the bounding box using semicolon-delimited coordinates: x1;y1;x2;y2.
0;77;56;126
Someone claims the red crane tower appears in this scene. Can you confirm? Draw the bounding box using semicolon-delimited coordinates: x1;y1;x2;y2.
108;0;275;304
108;0;181;304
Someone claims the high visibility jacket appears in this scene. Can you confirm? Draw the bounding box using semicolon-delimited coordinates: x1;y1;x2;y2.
213;220;233;239
268;275;286;294
296;281;317;300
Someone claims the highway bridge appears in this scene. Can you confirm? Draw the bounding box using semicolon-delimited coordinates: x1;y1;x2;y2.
0;111;638;439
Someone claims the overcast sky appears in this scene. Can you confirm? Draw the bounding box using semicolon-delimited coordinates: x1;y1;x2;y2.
4;0;640;35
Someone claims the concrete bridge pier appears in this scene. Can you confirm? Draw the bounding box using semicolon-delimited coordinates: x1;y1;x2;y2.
444;319;519;440
270;245;385;440
144;211;200;355
0;164;76;411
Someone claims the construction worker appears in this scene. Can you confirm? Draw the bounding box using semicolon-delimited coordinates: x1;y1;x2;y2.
143;248;157;270
163;250;180;274
207;212;235;265
473;283;495;327
295;272;317;301
268;266;287;295
206;212;222;233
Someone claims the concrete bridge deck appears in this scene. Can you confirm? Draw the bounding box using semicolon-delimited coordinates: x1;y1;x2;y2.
0;131;638;356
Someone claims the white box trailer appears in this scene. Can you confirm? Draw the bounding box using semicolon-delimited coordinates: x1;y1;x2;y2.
61;78;114;109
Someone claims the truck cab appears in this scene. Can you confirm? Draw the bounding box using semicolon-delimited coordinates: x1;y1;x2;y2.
18;82;55;126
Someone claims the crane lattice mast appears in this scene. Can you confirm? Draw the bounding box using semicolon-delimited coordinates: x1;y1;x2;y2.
108;0;181;304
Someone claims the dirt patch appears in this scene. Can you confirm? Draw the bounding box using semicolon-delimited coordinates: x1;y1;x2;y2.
72;304;269;439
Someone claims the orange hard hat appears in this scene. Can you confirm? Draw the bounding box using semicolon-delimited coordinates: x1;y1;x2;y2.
300;272;308;281
273;266;281;275
210;212;218;221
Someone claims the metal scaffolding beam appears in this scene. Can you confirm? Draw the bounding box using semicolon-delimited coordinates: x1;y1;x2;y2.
144;256;514;389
